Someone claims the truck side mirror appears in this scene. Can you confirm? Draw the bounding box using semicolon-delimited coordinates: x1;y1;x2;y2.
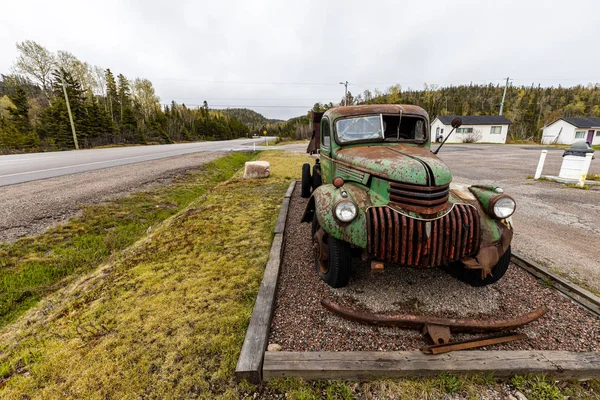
451;117;462;129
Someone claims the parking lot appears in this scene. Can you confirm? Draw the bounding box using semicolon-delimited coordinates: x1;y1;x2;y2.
437;144;600;293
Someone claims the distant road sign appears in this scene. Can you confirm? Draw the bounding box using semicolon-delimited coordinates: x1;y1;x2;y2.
263;130;267;135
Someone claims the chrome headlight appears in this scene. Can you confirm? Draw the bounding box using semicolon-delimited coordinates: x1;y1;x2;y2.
334;200;357;222
490;196;516;219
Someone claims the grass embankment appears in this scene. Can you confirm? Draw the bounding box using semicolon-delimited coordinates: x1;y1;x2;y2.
1;151;598;399
0;152;253;329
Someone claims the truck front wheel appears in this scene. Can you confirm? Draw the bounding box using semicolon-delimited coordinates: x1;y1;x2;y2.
452;246;511;287
312;214;351;288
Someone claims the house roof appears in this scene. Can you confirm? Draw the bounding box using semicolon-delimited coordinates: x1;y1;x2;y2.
553;117;600;128
436;115;512;125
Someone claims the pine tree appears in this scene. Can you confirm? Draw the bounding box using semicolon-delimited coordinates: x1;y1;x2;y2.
7;87;31;133
105;69;118;124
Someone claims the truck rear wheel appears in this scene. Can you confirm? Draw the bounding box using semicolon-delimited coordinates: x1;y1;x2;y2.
301;163;312;198
312;214;351;288
453;246;512;287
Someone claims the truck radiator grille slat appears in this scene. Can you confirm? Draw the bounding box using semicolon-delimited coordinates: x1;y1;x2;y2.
387;182;450;211
367;204;480;268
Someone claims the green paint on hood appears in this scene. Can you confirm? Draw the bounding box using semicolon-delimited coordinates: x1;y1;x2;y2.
335;144;452;186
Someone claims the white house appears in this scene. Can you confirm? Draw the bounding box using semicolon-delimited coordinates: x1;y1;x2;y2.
430;115;512;144
541;117;600;145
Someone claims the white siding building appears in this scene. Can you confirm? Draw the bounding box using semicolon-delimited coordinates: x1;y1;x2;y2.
541;117;600;145
430;116;512;144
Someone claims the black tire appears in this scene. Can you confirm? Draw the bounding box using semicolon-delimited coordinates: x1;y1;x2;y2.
301;163;312;198
312;163;322;190
452;246;512;287
312;214;351;288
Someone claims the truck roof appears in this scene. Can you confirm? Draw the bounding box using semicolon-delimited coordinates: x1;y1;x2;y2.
324;104;429;120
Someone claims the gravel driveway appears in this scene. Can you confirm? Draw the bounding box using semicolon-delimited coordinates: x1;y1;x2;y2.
0;152;224;243
269;186;600;352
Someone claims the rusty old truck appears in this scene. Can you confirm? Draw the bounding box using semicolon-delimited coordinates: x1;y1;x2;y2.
301;104;515;288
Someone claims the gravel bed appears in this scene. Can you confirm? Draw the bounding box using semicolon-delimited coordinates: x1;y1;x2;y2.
268;185;600;352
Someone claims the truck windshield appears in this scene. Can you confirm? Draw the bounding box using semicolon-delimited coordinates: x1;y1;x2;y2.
336;115;383;143
336;114;427;143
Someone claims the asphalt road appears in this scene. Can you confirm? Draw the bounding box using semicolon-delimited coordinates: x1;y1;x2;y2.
0;137;277;187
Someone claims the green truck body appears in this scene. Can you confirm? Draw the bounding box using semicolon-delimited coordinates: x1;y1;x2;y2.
302;104;515;288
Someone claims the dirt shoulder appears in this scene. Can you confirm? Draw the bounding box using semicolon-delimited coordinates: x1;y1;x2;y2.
0;152;225;243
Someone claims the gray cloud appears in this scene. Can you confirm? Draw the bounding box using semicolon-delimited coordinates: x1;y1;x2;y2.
2;0;599;119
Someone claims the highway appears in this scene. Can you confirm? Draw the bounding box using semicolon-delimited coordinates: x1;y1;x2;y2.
0;137;277;187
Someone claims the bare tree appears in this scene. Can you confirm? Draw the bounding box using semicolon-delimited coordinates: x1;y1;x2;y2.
13;40;56;99
92;66;106;97
132;78;160;120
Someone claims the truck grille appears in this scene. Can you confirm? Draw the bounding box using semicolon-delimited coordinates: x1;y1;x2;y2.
387;182;449;213
366;204;480;267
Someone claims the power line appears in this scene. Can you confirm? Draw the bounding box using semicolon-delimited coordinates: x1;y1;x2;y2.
150;77;339;86
161;104;313;108
166;97;338;101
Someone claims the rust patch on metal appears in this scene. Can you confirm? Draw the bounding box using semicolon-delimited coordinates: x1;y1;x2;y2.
326;104;428;119
423;324;451;345
366;204;480;268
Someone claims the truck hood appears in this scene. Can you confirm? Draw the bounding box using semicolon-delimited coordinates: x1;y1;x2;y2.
335;145;452;186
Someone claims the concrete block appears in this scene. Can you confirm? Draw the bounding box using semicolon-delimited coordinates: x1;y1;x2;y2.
244;161;270;179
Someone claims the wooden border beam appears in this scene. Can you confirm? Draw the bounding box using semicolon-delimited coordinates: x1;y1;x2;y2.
263;351;600;381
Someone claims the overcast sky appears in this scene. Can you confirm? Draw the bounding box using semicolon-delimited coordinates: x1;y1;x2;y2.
2;0;599;119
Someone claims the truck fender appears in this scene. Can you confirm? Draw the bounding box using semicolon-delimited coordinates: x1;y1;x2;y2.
301;183;369;248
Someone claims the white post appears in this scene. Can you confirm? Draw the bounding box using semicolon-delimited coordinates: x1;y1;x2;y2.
534;150;547;180
578;153;594;187
253;142;256;152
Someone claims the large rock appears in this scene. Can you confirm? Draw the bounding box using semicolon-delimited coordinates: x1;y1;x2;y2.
243;161;270;179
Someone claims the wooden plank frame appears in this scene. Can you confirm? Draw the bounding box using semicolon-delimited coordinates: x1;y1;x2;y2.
235;180;296;383
237;182;600;382
263;351;600;380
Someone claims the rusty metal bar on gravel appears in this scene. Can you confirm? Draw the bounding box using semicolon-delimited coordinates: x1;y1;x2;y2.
423;333;528;355
321;299;548;333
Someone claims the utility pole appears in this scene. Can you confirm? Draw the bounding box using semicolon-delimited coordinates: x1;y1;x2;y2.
339;81;349;106
499;76;510;116
60;70;79;150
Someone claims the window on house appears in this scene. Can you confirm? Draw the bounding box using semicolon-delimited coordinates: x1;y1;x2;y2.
490;126;502;134
596;130;600;136
456;127;473;134
575;131;585;139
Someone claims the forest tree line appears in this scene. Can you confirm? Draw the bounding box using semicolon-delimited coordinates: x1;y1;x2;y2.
0;40;249;153
309;82;600;142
